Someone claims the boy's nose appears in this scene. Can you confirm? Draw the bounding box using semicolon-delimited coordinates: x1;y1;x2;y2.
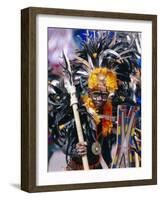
97;95;102;100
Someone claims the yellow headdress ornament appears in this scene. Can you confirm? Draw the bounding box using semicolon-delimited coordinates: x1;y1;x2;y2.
88;67;118;92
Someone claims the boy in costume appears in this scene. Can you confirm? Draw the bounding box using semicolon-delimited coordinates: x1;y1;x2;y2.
48;30;141;170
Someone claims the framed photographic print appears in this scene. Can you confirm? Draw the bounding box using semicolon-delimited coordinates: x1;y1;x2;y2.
21;7;157;192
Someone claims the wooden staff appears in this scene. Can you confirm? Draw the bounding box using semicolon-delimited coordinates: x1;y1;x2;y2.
63;51;89;170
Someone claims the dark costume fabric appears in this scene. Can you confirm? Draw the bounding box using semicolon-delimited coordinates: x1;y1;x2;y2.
49;99;116;170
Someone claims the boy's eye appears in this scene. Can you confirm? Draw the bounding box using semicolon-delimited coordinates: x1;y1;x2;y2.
102;94;108;99
92;92;109;99
92;93;100;99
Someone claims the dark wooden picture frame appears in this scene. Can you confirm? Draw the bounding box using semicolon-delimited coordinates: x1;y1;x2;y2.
21;7;157;192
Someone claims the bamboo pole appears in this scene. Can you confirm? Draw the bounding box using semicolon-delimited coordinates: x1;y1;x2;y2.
72;103;89;170
63;51;89;170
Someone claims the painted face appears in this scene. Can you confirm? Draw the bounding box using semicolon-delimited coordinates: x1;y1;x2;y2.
91;91;109;108
90;73;110;108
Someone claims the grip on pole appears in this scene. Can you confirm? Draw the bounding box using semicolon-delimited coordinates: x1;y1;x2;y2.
72;103;89;170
